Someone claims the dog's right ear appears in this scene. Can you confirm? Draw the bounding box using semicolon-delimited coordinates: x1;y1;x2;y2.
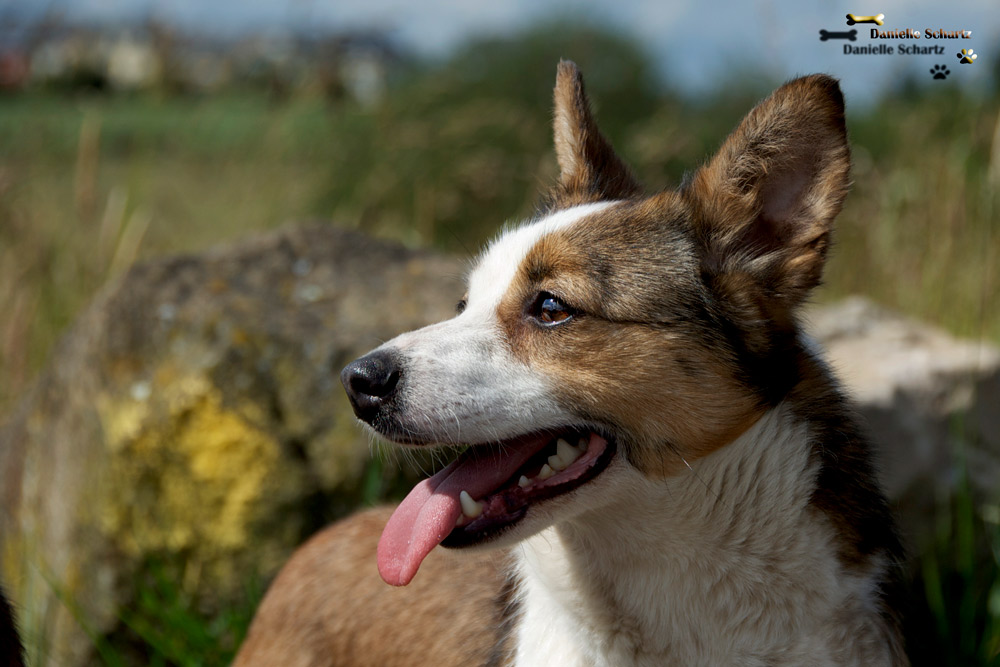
685;75;851;318
551;60;641;207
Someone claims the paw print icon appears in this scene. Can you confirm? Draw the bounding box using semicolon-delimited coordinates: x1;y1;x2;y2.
957;48;977;64
930;65;950;80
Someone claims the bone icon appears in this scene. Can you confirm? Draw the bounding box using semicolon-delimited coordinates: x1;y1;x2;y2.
846;13;885;26
820;29;858;41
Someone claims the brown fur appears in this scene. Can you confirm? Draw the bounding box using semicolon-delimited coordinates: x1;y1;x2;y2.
686;74;851;344
234;507;515;667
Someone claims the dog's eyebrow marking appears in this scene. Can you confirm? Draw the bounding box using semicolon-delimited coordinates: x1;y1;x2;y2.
467;202;614;313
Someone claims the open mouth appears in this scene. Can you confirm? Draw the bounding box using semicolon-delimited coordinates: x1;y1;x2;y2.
377;429;616;586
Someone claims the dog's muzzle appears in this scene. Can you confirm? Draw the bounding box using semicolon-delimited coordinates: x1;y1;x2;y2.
341;349;402;424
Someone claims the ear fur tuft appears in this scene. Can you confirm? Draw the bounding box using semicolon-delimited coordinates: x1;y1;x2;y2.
551;60;642;206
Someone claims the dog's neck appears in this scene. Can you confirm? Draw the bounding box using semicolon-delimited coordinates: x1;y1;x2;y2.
510;403;892;667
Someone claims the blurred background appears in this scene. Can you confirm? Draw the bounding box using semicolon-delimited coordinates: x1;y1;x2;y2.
0;0;997;665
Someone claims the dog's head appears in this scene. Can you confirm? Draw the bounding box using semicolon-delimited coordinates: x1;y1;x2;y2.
342;61;850;586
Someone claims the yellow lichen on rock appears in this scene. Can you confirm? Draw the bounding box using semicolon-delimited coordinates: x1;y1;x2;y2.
98;391;151;453
96;373;303;591
182;398;279;550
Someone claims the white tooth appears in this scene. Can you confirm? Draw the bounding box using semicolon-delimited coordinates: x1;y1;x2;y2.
537;464;555;480
518;475;531;488
578;436;589;452
557;439;581;465
548;454;567;471
460;490;483;519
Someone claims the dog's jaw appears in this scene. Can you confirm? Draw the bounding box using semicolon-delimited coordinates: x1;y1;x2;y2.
377;430;617;586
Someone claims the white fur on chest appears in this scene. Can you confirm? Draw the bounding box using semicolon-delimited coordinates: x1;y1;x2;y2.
509;405;892;667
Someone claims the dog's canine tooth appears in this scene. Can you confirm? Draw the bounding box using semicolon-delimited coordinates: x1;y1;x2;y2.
556;439;581;465
459;490;483;519
518;475;531;488
548;454;567;471
537;464;555;480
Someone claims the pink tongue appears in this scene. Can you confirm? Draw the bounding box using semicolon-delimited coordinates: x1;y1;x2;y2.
377;434;550;586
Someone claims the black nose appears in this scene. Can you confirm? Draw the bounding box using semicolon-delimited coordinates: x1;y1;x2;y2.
341;350;402;423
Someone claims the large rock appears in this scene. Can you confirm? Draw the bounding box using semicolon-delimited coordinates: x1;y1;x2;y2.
807;297;1000;546
0;224;463;665
0;225;996;665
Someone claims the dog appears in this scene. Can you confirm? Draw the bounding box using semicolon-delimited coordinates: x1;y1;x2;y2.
234;61;908;666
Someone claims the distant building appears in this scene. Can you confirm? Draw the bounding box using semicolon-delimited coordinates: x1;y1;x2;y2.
106;32;161;90
0;50;29;90
19;19;400;101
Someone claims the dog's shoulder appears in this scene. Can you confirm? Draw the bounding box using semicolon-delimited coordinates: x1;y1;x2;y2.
235;506;515;667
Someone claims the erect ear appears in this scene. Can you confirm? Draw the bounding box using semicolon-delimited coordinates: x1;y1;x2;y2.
551;60;641;206
686;74;850;315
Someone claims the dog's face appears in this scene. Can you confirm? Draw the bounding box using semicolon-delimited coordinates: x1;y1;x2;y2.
342;62;850;586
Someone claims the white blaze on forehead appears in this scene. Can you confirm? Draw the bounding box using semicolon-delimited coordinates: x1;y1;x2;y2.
466;202;615;312
373;202;616;446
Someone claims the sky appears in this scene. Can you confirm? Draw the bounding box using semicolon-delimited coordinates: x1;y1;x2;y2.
4;0;997;105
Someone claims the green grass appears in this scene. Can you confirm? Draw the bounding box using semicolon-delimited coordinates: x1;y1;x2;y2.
1;23;997;666
907;419;1000;666
110;559;262;666
0;93;339;402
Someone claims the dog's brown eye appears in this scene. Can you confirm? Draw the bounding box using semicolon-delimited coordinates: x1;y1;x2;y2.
530;292;575;326
456;298;467;314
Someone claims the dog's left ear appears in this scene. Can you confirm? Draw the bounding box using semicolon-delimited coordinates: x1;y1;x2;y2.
551;60;642;206
686;75;850;313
